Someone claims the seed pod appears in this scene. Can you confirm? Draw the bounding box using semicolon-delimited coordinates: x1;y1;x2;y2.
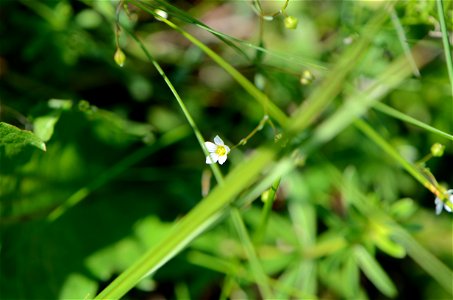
114;48;126;67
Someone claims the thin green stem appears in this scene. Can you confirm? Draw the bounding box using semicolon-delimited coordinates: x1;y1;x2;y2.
354;119;450;207
313;41;439;145
390;8;420;77
125;28;224;183
94;5;399;298
231;115;270;150
253;0;290;18
326;163;453;294
95;147;276;299
130;0;288;127
230;208;273;299
392;229;453;294
18;0;63;29
151;0;251;62
436;0;453;91
47;125;190;221
115;1;123;48
219;275;235;300
287;4;392;134
92;65;283;300
151;0;324;69
253;178;281;244
373;102;453;141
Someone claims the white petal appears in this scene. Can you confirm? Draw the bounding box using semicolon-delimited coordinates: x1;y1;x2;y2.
435;197;443;215
217;154;228;165
214;135;224;146
206;153;219;164
223;145;231;154
205;141;217;152
444;190;453;212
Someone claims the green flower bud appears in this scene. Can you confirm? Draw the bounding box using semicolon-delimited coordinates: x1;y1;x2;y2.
300;70;315;85
78;100;90;112
284;16;298;30
431;143;445;157
261;190;270;203
114;48;126;67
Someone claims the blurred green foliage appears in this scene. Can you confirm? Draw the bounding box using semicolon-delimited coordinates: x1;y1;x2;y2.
1;1;452;299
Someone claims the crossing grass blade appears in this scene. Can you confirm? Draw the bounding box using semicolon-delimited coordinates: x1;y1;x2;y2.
95;4;394;298
130;0;289;127
373;102;453;141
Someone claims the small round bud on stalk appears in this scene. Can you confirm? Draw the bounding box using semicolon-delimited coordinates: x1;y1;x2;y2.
300;70;315;85
284;16;298;30
114;48;126;67
430;143;445;157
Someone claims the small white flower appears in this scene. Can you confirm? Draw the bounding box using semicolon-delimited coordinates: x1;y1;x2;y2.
434;189;453;215
205;135;230;165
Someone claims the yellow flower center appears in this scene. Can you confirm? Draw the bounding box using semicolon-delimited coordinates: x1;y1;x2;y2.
215;145;227;156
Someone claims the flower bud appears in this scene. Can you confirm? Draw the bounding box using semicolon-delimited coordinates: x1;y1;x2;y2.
431;143;445;157
155;9;168;20
114;48;126;67
284;16;298;30
300;70;314;85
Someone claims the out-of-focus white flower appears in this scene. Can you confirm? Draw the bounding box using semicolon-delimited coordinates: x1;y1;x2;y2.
155;9;168;20
205;135;230;165
434;189;453;215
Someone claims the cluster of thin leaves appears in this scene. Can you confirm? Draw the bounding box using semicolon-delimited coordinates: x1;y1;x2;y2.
1;1;452;299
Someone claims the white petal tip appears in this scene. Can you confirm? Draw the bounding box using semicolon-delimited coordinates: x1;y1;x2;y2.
214;135;224;145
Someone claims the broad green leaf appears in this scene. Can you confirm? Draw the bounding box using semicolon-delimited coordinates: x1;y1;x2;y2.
0;122;46;157
33;113;61;142
59;273;98;300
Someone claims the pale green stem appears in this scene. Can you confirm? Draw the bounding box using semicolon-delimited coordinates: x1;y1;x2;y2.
230;208;274;299
128;29;275;294
122;19;275;300
18;0;64;29
231;115;270;150
95;147;276;299
354;119;450;207
327;163;453;294
47;125;190;221
130;0;288;127
390;8;420;77
373;102;453;141
95;6;395;298
253;178;281;244
125;28;224;183
392;229;453;294
287;5;391;134
436;0;453;92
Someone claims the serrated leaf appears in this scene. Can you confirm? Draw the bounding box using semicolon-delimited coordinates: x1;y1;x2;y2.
0;122;46;156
